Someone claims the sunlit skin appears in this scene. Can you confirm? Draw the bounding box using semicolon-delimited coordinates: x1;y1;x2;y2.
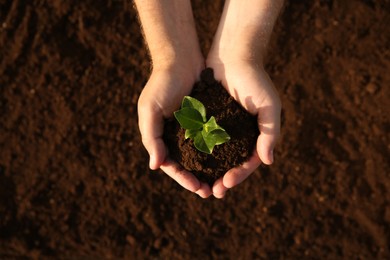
135;0;283;199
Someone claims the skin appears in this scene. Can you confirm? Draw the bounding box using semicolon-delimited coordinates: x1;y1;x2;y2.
135;0;283;199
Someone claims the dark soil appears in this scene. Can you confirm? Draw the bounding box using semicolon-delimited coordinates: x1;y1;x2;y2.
1;0;389;259
164;68;259;186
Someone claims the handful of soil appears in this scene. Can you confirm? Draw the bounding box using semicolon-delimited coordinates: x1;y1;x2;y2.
164;68;259;186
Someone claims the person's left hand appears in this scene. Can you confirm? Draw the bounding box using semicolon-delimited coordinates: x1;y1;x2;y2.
206;58;281;199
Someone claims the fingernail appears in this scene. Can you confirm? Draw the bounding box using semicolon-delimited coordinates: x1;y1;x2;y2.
214;192;226;199
149;155;155;169
195;191;204;198
269;150;274;164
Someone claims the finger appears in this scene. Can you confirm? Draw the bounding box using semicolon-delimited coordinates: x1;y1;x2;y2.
223;153;261;189
214;192;226;199
257;103;281;165
212;178;228;199
160;159;201;193
138;101;167;170
195;182;213;198
257;134;276;165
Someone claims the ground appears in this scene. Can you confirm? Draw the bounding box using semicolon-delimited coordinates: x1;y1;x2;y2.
0;0;389;258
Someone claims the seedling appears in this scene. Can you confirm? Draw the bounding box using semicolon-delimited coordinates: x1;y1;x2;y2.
174;96;230;154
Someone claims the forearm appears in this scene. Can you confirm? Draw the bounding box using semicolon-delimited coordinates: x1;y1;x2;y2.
209;0;284;63
134;0;203;69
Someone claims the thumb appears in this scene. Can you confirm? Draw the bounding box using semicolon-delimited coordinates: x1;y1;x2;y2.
256;103;281;165
257;133;277;165
138;101;167;170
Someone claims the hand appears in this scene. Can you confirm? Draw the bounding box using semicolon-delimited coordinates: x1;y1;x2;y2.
207;58;281;198
135;0;282;199
137;61;213;198
205;0;283;199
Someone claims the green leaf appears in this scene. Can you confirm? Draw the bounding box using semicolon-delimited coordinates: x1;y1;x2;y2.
203;116;221;133
174;96;231;154
201;128;217;152
182;96;207;122
209;129;230;145
174;107;204;130
194;131;212;154
185;129;199;139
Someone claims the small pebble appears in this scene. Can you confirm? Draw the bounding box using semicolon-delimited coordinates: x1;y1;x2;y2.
365;83;378;94
327;131;335;139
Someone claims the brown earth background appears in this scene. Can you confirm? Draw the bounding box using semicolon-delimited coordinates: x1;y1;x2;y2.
0;0;389;258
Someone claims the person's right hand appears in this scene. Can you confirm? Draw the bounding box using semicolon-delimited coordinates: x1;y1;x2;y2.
137;61;213;198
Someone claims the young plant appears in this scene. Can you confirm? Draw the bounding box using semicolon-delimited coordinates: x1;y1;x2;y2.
174;96;230;154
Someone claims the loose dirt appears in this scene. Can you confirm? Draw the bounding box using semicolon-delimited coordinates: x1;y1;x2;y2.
0;0;389;258
164;68;258;185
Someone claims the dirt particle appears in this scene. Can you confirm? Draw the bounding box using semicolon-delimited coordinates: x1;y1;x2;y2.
365;82;379;94
327;131;335;139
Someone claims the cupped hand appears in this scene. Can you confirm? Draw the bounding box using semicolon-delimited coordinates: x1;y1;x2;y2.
137;62;213;198
207;58;281;199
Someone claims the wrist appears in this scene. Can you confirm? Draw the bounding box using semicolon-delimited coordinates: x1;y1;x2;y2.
208;42;266;66
151;46;204;72
207;23;270;65
151;53;205;82
135;0;204;74
208;0;283;64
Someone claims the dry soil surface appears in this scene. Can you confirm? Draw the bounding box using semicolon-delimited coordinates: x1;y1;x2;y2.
0;0;389;258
